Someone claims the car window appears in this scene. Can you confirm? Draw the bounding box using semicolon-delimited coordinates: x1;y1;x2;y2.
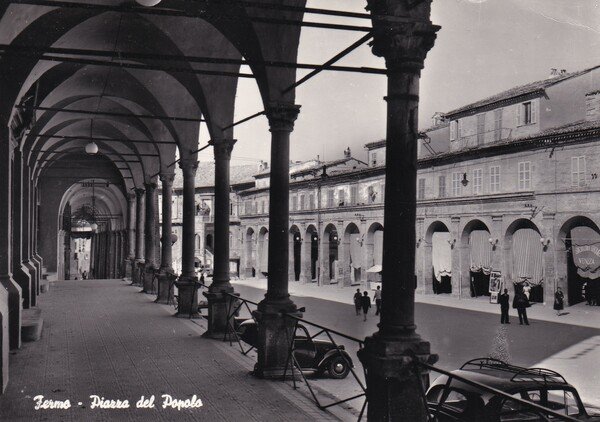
547;390;581;416
499;395;545;422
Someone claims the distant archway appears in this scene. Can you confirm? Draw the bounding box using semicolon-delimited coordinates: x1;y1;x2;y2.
258;227;269;278
366;223;383;285
245;227;256;278
461;219;492;297
304;225;319;282
343;223;362;286
425;221;452;294
322;224;339;284
505;219;543;302
289;225;302;281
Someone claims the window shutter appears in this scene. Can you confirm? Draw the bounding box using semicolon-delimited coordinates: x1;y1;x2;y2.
450;121;456;141
531;100;537;124
515;104;521;126
458;119;462;138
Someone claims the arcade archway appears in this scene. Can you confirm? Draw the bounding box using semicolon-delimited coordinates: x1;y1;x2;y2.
343;223;362;286
322;224;339;284
425;221;452;294
461;219;492;297
505;219;544;303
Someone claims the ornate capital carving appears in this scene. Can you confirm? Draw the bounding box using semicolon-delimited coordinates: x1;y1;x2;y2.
366;0;440;72
265;103;301;132
209;138;237;160
144;181;157;191
134;188;145;198
179;158;198;176
159;172;175;185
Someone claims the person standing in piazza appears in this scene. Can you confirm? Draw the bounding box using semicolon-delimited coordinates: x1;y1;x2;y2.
374;285;382;316
513;289;530;325
353;288;362;316
361;291;371;322
499;288;510;324
554;287;565;316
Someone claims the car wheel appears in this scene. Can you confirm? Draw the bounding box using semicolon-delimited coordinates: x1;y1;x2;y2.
327;356;350;379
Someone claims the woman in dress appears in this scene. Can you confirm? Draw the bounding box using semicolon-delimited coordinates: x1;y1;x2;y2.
554;287;565;316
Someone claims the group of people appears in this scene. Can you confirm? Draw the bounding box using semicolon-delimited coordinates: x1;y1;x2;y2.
353;286;382;321
498;285;565;325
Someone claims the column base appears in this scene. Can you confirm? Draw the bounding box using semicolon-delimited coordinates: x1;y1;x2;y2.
252;298;301;379
132;260;144;286
124;258;134;280
23;260;38;306
13;264;32;309
31;254;42;295
155;269;176;304
357;332;438;421
174;278;201;318
202;288;238;339
0;274;22;351
141;265;157;294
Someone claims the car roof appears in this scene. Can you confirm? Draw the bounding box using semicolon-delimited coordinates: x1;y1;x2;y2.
430;369;576;395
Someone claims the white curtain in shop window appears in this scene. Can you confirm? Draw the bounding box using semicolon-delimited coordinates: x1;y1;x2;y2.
512;228;543;285
470;230;492;274
350;233;363;269
432;232;452;281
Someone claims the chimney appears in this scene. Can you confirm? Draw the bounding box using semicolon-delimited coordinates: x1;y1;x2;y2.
586;91;600;122
560;69;567;75
344;146;351;158
548;68;558;78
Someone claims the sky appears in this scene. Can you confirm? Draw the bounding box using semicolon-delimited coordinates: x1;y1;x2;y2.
196;0;600;167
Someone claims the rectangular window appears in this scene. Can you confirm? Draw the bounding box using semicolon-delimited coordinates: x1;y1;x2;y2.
490;165;500;193
327;189;334;208
309;194;315;210
517;101;537;126
291;196;297;211
518;161;531;190
438;175;446;198
452;172;462;196
380;182;385;202
417;178;425;200
477;114;485;145
350;185;358;205
299;194;305;210
261;201;265;214
450;120;457;141
371;152;378;167
338;189;345;206
571;156;586;187
494;108;503;141
473;168;482;195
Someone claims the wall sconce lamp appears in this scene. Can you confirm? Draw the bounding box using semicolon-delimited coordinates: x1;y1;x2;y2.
488;237;499;247
540;238;551;248
416;237;422;247
448;238;456;248
461;173;469;187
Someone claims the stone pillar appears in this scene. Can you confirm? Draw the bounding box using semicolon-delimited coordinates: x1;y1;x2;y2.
133;188;145;286
175;159;200;317
22;163;38;306
0;136;23;351
142;180;158;293
156;173;175;304
357;3;439;420
11;149;32;308
31;185;43;294
204;138;238;337
125;194;135;279
253;103;301;379
542;213;556;305
451;216;461;297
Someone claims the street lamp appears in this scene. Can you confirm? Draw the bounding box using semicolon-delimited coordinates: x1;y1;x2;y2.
461;172;469;187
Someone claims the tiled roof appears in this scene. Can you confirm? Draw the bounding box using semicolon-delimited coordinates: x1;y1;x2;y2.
364;139;385;149
171;162;256;189
445;65;600;117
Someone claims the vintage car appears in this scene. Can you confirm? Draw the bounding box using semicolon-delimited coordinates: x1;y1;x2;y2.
237;319;354;379
426;358;599;421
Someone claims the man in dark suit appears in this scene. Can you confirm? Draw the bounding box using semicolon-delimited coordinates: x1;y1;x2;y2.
499;288;510;324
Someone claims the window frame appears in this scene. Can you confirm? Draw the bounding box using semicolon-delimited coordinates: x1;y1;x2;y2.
518;161;531;191
452;172;462;197
490;165;501;193
571;156;586;188
417;178;426;200
438;175;446;198
473;168;483;195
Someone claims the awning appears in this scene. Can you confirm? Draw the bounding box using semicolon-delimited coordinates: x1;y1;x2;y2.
470;230;492;274
571;226;600;279
350;233;363;269
432;232;452;281
512;228;543;285
367;265;382;273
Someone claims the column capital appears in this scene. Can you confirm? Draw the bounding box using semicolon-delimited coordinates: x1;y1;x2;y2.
366;1;440;72
265;103;301;133
209;138;237;160
127;192;136;201
134;187;145;197
159;172;175;185
179;158;199;175
144;181;157;190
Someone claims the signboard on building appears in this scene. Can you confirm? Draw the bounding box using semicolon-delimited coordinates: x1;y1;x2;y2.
489;270;502;304
572;243;600;277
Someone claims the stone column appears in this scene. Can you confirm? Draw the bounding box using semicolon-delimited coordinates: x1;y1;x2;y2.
204;138;238;337
175;159;200;317
0;136;22;351
142;180;158;293
157;173;175;304
31;185;43;294
133;188;145;286
22;163;37;306
125;194;135;279
11;149;32;308
253;103;301;379
357;2;439;420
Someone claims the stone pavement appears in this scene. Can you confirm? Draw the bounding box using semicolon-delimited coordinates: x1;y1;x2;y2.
0;279;340;422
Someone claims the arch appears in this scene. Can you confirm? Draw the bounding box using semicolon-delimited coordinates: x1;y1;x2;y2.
461;219;492;298
303;225;319;282
322;223;339;284
366;223;384;285
557;216;600;306
424;220;452;295
504;218;544;302
342;222;362;286
257;227;269;278
244;227;256;278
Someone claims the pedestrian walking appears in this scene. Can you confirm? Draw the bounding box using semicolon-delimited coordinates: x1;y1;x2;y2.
361;291;371;321
499;288;510;324
554;287;564;316
374;286;382;316
353;288;362;316
512;290;530;325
